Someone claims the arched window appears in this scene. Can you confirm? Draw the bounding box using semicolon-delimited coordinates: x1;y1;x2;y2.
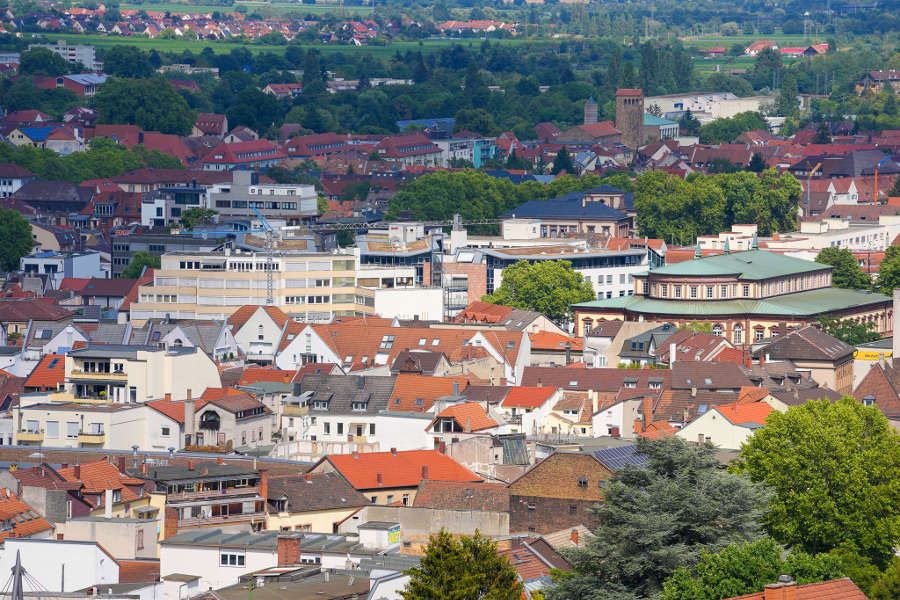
712;323;723;337
732;324;743;345
173;339;183;348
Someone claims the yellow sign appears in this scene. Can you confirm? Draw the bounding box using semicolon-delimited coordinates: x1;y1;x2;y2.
388;528;401;544
854;350;893;361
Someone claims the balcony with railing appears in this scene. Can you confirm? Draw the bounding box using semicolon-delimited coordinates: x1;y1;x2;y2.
177;511;265;527
17;429;43;442
69;369;127;381
78;430;106;444
282;404;308;416
167;486;260;503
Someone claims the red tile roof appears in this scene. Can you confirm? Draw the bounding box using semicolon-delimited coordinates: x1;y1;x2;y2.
237;367;299;386
201;139;286;166
227;305;291;331
453;301;513;324
0;488;54;541
529;332;583;352
428;402;498;432
56;460;144;505
24;354;65;390
390;374;472;412
713;402;773;426
501;386;557;408
323;449;481;490
724;578;867;600
117;560;160;583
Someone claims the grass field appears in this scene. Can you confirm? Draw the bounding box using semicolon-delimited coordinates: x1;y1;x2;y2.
39;31;545;56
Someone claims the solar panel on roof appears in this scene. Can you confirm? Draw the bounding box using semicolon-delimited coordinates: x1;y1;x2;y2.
593;445;648;470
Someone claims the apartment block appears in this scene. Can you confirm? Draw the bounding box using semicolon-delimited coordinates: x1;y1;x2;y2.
130;249;375;323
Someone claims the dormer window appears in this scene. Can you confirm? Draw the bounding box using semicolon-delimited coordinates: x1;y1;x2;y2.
380;335;395;350
351;401;367;412
313;400;329;410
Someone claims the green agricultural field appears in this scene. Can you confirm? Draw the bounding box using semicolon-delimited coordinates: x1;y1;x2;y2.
39;31;543;57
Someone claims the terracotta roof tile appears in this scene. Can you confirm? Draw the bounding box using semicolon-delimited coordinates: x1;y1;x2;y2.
389;374;472;412
24;354;65;390
57;460;144;505
528;332;583;351
501;386;557;409
0;488;53;541
712;402;773;426
227;305;291;331
724;577;867;600
117;560;160;583
322;449;481;490
237;367;299;386
428;402;498;432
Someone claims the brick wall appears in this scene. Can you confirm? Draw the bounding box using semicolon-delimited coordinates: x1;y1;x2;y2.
277;535;301;566
509;495;598;534
507;453;608;534
443;262;487;303
163;506;179;540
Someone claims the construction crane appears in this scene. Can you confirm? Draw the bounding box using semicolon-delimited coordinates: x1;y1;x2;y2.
251;204;278;306
172;205;280;306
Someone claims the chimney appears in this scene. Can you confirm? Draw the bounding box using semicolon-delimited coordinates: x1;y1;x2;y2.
277;535;301;566
259;469;268;500
570;529;579;545
304;473;311;482
376;472;383;486
669;342;676;368
642;396;652;430
217;456;224;465
763;576;797;600
164;393;171;403
132;445;139;469
390;447;397;456
565;342;572;365
187;461;194;471
438;441;446;454
421;465;428;480
117;456;127;473
184;389;195;441
104;489;113;519
74;464;81;479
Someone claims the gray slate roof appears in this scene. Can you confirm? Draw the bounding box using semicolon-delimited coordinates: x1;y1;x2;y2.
294;374;395;416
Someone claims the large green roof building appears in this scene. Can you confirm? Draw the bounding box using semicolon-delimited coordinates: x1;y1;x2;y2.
573;249;891;345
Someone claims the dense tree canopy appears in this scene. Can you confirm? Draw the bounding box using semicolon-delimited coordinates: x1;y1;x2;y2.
736;398;900;570
815;316;881;345
0;208;34;272
401;530;522;600
0;137;183;183
120;251;160;279
815;247;872;290
661;538;845;600
482;260;595;324
547;437;768;600
17;47;71;76
94;77;195;135
101;45;155;78
698;112;769;144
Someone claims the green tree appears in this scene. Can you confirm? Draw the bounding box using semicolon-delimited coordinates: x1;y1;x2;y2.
699;112;768;144
551;146;574;175
94;78;195;135
454;108;499;136
0;208;33;271
120;251;160;278
633;171;726;242
735;398;900;570
548;437;768;600
18;47;70;76
179;208;218;231
813;122;832;144
101;45;153;78
401;530;522;600
483;260;594;324
815;247;872;289
814;316;880;345
775;73;799;117
662;538;844;600
870;558;900;600
874;245;900;295
747;152;766;173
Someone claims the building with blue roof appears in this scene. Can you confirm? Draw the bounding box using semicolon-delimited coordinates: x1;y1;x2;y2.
500;186;634;239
